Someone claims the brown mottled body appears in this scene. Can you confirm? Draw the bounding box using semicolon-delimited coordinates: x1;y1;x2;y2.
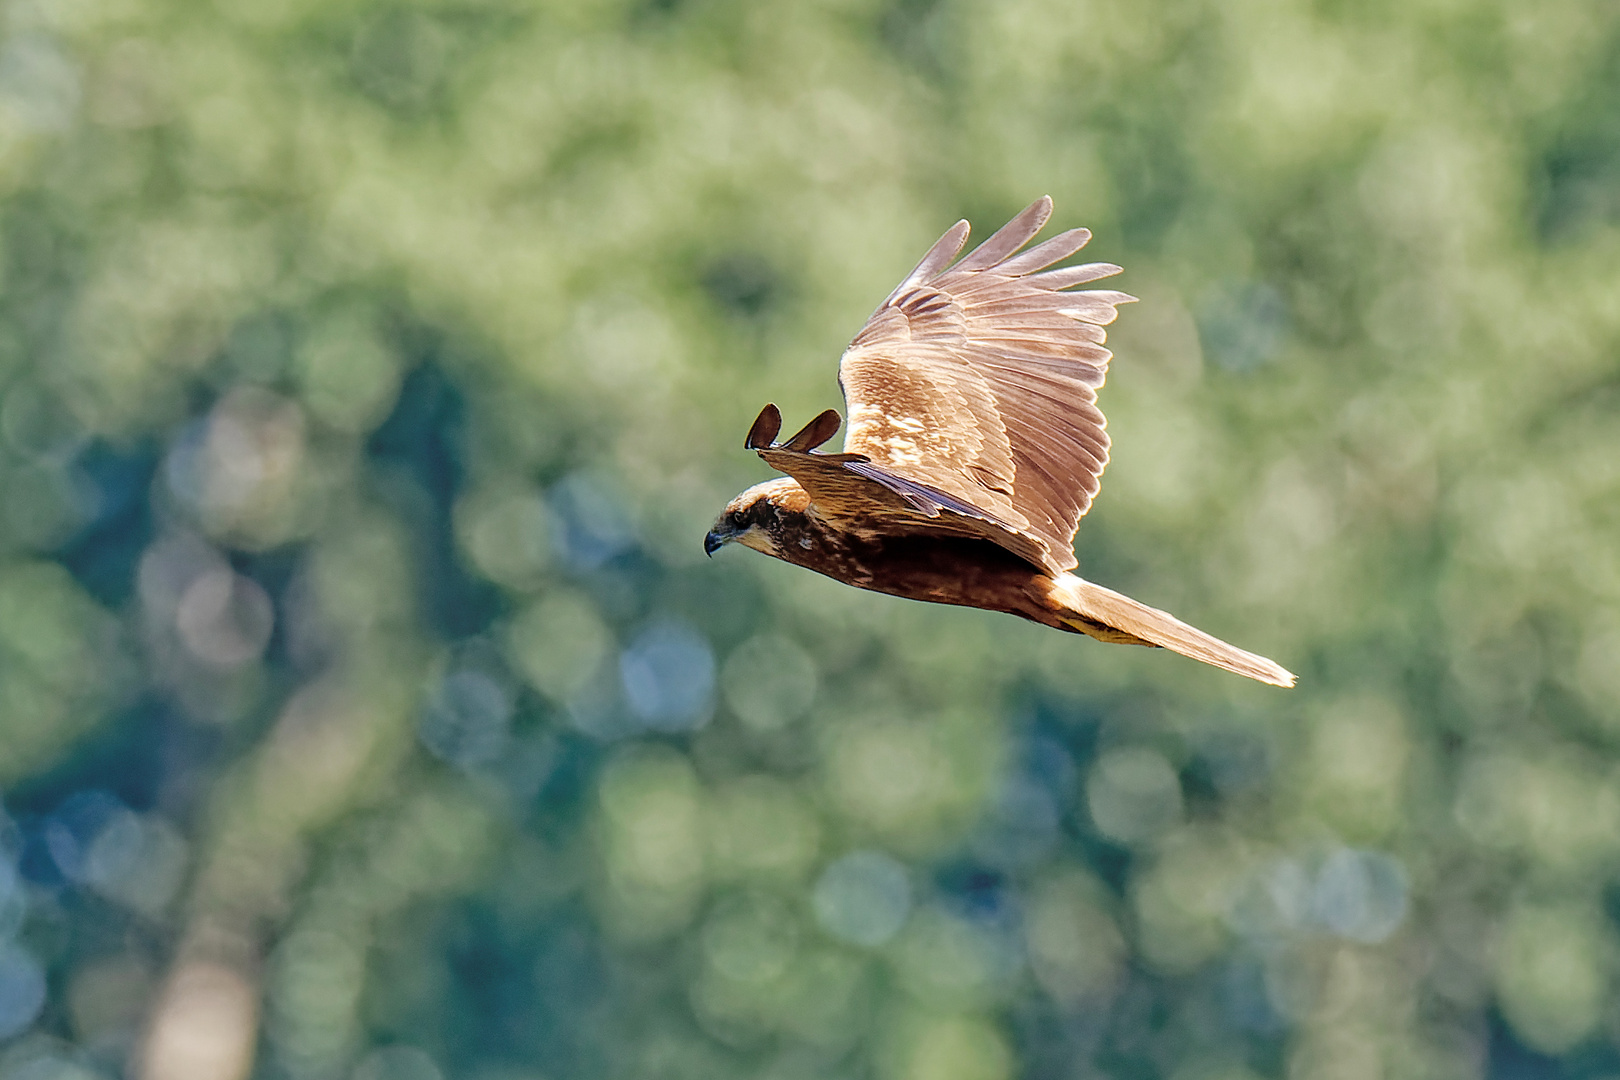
719;476;1146;647
705;198;1295;686
782;511;1063;622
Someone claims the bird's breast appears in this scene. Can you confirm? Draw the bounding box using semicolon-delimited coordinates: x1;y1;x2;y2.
773;517;1051;618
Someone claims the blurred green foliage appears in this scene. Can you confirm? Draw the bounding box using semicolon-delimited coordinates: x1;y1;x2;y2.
0;0;1616;1078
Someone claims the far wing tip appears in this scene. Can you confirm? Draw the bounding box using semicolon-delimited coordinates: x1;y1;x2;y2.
745;403;783;449
782;408;843;452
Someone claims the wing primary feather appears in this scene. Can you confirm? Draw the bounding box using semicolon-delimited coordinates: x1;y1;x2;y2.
1029;263;1127;289
981;350;1109;374
880;220;970;307
971;333;1112;360
963;296;1113;325
994;228;1094;276
953;197;1053;272
974;310;1117;333
745;403;783;449
1058;288;1138;307
1054;294;1134;324
971;362;1105;398
969;351;1110;384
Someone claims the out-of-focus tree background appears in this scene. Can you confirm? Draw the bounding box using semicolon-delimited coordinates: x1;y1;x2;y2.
0;0;1615;1077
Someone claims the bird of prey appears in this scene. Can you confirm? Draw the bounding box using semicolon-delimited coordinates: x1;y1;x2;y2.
705;197;1294;687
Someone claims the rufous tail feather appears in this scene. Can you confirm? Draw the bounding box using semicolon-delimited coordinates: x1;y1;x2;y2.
1050;574;1296;687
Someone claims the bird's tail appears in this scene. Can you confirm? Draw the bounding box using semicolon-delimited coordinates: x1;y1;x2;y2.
1048;573;1296;688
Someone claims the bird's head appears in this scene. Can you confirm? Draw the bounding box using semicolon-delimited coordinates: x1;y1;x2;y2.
705;478;810;558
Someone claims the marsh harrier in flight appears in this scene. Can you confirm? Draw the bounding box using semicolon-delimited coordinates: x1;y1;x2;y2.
705;198;1294;687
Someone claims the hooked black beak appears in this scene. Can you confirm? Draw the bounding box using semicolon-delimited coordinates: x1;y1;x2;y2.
704;528;729;557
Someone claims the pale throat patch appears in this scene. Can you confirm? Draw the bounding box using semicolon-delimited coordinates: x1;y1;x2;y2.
737;527;776;555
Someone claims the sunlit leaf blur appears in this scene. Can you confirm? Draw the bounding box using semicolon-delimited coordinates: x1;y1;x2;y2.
0;0;1615;1077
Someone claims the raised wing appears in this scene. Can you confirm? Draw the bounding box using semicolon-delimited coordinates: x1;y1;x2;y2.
838;196;1134;575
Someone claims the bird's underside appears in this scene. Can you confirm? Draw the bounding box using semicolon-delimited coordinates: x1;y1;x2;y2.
705;197;1295;688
